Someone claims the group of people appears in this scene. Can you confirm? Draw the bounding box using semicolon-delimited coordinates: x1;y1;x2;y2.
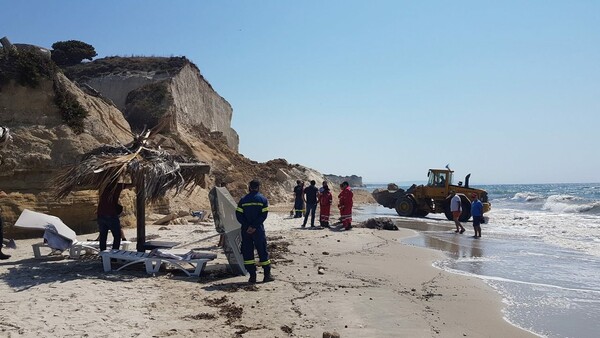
449;190;484;238
232;178;355;284
293;180;353;231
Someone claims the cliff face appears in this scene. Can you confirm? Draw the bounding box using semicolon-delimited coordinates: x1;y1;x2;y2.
0;53;325;238
71;58;239;151
0;73;135;236
0;74;132;184
324;174;364;187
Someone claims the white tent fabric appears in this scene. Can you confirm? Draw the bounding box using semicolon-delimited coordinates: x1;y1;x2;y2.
43;225;73;251
15;209;77;242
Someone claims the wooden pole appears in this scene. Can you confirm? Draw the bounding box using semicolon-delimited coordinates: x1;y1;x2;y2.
136;177;146;252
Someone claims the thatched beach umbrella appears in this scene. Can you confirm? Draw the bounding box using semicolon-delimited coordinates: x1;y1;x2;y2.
53;130;210;251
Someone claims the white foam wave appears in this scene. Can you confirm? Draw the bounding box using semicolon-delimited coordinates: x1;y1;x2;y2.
455;256;495;263
511;192;544;202
435;262;600;295
484;208;600;257
542;194;600;214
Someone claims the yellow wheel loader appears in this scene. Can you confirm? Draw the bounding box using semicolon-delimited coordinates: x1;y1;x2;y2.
372;169;491;222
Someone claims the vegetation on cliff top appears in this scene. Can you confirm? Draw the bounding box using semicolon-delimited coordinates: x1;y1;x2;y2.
0;49;57;88
0;47;89;133
64;56;190;81
51;40;97;67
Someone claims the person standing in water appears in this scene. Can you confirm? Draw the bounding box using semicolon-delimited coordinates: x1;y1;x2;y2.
449;190;466;234
470;193;483;238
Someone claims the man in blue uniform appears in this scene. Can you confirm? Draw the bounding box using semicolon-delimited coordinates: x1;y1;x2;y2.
293;180;304;218
470;193;483;238
236;179;273;283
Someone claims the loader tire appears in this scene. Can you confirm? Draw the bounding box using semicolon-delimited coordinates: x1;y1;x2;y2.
443;195;471;221
395;195;415;217
443;199;453;220
459;195;472;222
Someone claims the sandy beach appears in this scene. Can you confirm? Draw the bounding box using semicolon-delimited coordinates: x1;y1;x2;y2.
0;208;536;338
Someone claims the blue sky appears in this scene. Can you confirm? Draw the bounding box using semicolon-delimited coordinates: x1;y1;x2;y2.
2;1;598;184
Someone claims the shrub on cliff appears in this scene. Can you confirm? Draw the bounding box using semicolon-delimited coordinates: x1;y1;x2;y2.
125;81;173;132
53;80;88;134
0;47;88;133
51;40;97;67
0;49;57;88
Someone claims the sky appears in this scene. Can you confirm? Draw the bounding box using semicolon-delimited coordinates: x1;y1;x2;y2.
1;1;599;184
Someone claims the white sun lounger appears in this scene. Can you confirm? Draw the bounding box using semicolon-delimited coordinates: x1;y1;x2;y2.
99;249;216;277
32;240;132;259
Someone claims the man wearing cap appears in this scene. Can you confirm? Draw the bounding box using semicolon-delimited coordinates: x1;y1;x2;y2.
236;179;273;283
449;191;466;234
470;193;483;238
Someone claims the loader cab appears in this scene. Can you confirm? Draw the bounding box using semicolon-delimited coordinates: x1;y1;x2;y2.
427;169;453;188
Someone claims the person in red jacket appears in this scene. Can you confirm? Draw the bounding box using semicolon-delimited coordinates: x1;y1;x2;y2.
318;181;333;228
338;181;353;230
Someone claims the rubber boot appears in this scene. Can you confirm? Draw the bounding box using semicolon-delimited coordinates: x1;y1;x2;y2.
0;251;10;260
262;265;274;283
248;273;257;284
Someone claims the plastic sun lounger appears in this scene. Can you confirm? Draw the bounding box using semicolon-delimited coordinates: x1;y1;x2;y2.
99;249;217;277
32;240;132;259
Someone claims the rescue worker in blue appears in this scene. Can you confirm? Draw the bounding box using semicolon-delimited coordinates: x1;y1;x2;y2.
235;179;273;283
293;180;305;218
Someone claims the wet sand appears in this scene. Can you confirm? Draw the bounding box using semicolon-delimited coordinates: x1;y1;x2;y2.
0;209;535;337
396;215;600;338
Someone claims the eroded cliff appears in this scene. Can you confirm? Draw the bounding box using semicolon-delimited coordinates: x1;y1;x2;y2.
1;50;327;237
66;57;239;151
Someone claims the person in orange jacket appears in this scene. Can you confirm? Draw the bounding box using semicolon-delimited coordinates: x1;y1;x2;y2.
338;181;353;230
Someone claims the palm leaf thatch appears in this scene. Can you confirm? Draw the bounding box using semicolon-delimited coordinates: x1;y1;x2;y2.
53;130;209;201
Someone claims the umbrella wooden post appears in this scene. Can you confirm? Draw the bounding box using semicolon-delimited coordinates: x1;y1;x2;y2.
136;178;146;252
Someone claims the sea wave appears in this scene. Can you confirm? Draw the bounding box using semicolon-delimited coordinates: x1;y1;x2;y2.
542;194;600;214
511;192;544;202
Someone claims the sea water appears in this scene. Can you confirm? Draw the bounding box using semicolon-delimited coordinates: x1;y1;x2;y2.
357;183;600;338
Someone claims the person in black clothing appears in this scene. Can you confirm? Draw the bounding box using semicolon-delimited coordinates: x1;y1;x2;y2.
302;180;319;228
0;216;10;260
97;181;132;251
293;180;304;218
0;190;11;260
